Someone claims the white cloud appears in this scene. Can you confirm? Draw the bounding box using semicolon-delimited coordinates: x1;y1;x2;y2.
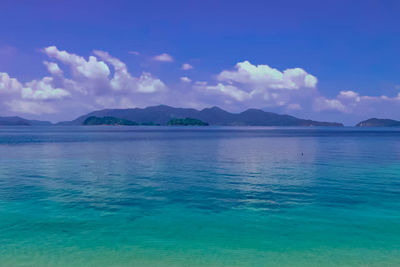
136;72;167;93
195;81;208;86
217;61;317;90
197;83;251;102
43;46;110;80
0;73;69;101
0;72;21;94
313;97;348;113
338;90;360;102
2;49;400;123
192;60;400;121
93;50;133;91
93;50;166;93
287;103;302;110
0;47;168;117
6;100;56;115
21;77;70;100
182;63;193;70
93;50;126;71
128;51;140;55
180;77;191;83
152;53;174;62
313;91;400;117
194;60;318;112
43;61;63;76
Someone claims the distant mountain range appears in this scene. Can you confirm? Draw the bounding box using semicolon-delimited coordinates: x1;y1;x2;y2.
356;118;400;127
83;116;161;126
0;116;52;126
83;116;140;126
57;105;344;126
167;118;209;126
3;106;400;127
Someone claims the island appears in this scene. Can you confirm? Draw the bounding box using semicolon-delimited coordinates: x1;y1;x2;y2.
83;116;139;126
167;118;209;126
58;105;343;127
0;116;52;126
0;105;345;127
82;116;160;126
356;118;400;127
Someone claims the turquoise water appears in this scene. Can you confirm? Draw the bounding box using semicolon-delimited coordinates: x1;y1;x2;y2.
1;126;400;266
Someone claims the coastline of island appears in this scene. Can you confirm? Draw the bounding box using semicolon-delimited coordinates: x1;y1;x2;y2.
2;105;400;127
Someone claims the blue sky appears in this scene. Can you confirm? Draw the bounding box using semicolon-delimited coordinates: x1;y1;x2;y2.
1;0;400;124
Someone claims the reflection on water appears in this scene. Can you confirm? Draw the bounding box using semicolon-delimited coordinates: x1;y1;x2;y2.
0;126;400;266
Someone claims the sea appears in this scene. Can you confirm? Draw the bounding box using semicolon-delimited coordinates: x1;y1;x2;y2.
0;126;399;267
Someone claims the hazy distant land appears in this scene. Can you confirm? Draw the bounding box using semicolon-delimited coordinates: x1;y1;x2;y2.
2;105;400;127
356;118;400;127
1;105;343;127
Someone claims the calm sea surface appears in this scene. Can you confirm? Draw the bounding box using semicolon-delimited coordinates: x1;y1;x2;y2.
0;126;400;267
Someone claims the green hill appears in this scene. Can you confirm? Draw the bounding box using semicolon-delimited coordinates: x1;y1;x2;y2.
83;116;138;126
167;118;209;126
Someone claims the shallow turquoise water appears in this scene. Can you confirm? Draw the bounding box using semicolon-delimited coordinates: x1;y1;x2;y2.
0;126;400;266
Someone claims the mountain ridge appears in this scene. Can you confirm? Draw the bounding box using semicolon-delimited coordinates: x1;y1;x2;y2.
57;105;344;126
356;118;400;127
0;116;52;126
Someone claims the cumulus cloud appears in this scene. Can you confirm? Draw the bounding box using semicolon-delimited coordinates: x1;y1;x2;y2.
2;49;400;124
0;46;168;117
287;103;302;110
194;60;400;122
195;81;208;86
197;83;251;102
0;72;70;115
217;61;317;90
182;63;193;70
0;72;21;94
43;46;110;80
136;72;167;93
313;96;347;113
193;60;318;112
6;100;57;115
152;53;174;62
338;90;360;101
43;61;63;76
21;77;70;100
93;50;166;93
312;90;400;122
0;72;69;101
180;77;191;83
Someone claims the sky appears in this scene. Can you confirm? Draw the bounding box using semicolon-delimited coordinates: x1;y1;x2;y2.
0;0;400;125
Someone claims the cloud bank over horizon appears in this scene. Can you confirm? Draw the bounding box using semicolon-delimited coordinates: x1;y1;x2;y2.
1;46;400;124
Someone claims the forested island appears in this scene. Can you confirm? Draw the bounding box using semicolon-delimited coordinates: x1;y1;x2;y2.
356;118;400;127
57;105;344;126
3;106;400;127
11;105;400;127
167;118;209;126
83;116;159;126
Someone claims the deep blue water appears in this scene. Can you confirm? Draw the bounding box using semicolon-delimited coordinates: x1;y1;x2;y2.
0;126;400;266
